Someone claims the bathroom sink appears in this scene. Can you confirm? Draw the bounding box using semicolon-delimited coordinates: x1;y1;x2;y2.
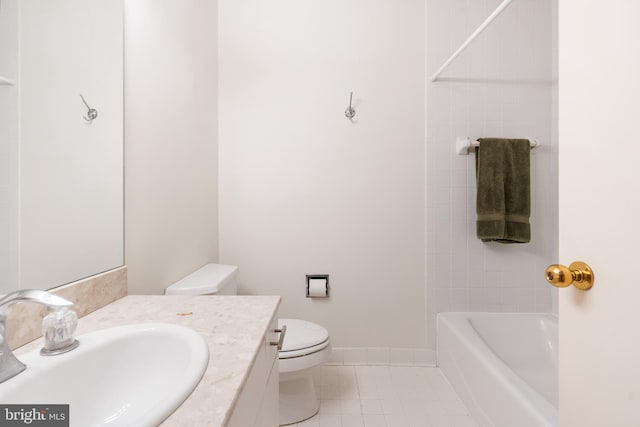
0;323;209;427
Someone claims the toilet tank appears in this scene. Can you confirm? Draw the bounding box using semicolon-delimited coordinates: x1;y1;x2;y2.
164;264;238;296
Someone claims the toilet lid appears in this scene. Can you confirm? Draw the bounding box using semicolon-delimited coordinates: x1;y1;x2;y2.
165;264;238;295
278;318;329;352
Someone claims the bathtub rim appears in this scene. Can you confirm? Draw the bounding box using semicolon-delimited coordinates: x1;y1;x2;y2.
437;311;558;426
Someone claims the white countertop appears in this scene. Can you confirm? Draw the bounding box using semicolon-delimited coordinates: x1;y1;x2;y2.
16;295;281;426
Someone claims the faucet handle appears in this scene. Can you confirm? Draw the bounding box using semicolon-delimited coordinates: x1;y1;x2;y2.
40;308;79;356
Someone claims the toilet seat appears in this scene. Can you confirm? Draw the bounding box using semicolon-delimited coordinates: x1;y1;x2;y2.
279;339;330;359
278;318;330;359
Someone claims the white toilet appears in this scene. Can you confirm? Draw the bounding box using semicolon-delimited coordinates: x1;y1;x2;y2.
165;263;331;426
277;318;331;425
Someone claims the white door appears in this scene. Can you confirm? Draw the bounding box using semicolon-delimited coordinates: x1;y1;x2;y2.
559;1;640;426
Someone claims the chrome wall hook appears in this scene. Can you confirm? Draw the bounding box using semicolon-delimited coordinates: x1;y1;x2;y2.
80;94;98;124
344;91;356;120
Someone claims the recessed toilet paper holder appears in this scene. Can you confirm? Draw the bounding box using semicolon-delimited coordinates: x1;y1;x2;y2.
306;274;329;298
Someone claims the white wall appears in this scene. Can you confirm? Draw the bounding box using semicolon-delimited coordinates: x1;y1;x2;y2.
426;0;557;348
219;0;426;348
0;0;20;292
125;0;219;295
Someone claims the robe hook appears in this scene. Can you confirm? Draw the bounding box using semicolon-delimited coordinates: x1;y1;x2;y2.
345;92;356;120
80;94;98;124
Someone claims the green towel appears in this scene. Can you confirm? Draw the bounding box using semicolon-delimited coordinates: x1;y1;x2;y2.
475;138;531;243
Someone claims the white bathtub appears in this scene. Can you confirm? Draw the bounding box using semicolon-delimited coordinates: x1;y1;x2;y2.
437;312;558;427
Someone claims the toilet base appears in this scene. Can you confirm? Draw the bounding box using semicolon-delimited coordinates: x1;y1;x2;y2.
279;375;319;425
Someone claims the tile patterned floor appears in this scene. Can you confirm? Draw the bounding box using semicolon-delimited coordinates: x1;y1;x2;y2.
290;366;478;427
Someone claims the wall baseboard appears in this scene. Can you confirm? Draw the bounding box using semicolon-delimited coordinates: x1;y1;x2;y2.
327;347;436;367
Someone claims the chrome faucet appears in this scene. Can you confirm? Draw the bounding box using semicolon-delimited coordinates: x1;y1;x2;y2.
0;289;74;383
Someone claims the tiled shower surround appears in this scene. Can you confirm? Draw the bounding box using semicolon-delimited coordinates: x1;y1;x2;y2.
425;0;558;348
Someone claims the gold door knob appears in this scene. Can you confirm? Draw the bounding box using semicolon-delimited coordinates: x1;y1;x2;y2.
545;261;594;290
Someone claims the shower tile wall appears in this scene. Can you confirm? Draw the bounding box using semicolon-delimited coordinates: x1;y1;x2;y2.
426;0;558;348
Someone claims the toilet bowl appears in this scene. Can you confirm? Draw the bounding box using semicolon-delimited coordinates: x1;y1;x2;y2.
165;264;331;426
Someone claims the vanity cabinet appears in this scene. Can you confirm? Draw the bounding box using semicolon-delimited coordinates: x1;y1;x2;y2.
227;315;280;427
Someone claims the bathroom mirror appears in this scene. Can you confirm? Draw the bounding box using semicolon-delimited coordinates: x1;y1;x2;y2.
0;0;124;293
